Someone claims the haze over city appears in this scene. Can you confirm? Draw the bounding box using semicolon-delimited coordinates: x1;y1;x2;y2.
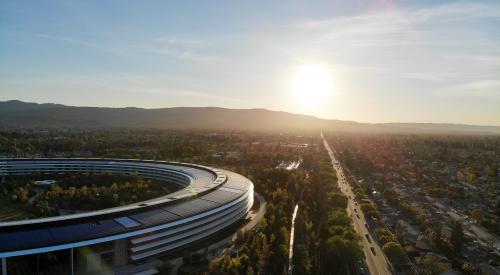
1;0;499;126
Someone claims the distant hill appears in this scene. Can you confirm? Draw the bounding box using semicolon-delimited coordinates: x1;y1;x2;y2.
1;100;499;134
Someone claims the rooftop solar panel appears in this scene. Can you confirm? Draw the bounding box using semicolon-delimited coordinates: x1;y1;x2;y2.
49;219;124;243
219;187;243;194
114;217;141;228
198;189;242;205
0;228;53;251
129;209;180;226
219;181;247;190
164;198;218;217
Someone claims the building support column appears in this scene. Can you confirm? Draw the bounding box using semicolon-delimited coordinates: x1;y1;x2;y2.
114;239;128;267
2;257;7;275
70;248;74;275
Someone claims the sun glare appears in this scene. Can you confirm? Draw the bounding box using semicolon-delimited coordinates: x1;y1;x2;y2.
292;64;333;106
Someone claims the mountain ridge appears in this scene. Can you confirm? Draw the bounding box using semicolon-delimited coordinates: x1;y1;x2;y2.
1;100;499;134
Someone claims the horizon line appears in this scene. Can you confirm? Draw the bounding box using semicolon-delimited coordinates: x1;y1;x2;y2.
2;99;500;128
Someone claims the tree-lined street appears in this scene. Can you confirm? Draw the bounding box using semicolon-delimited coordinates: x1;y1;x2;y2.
322;133;392;275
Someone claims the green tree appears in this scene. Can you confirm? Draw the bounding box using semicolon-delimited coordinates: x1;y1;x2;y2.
450;220;465;255
382;242;406;263
421;253;445;275
470;208;482;222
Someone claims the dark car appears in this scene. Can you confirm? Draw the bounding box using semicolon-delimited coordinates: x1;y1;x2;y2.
365;234;372;243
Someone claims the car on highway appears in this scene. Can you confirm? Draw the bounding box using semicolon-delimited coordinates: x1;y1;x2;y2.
365;234;372;243
370;247;376;256
356;214;360;219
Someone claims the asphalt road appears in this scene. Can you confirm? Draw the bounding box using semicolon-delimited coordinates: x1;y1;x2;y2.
240;192;267;233
322;134;392;275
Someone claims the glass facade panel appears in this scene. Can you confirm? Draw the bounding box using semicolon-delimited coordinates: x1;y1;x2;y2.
7;250;70;275
74;242;115;275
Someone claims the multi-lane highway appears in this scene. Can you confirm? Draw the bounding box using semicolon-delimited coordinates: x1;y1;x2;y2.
322;134;392;275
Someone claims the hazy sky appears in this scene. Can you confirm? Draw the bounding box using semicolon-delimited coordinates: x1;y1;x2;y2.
1;0;499;125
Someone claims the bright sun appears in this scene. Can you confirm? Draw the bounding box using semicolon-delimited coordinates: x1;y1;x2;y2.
292;64;333;106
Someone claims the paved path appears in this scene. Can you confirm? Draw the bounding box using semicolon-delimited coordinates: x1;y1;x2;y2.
288;204;299;275
322;134;392;275
240;192;267;233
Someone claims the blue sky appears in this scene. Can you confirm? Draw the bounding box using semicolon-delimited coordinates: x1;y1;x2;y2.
1;0;499;125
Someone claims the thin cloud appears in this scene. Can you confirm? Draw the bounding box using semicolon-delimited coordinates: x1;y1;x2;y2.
30;32;218;65
452;80;500;97
9;72;242;104
154;37;206;46
34;33;100;49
